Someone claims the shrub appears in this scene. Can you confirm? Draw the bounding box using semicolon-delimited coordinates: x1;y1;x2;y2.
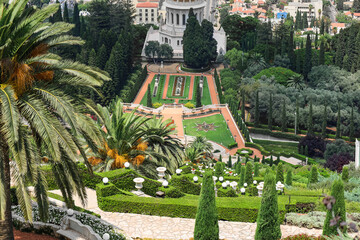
286;170;293;186
236;148;254;156
325;153;353;172
276;163;284;183
254;163;260;177
185;102;195;108
253;67;297;85
215;162;224;177
170;175;201;195
255;173;281;240
239;166;245;187
217;187;238;197
228;142;238;149
194;172;219;240
344;187;360;202
285;211;326;229
298;135;327;159
152;102;163;108
323;178;346;236
159;186;185;198
281;234;326;240
342;166;349;182
245;162;253;185
236;162;242;174
309;166;318;184
324;139;354;160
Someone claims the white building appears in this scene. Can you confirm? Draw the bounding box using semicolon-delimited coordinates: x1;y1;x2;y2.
141;0;226;59
284;0;322;22
136;2;159;25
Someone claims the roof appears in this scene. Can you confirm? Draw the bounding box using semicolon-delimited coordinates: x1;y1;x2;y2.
136;2;158;8
243;9;255;13
255;8;266;13
258;0;265;4
331;22;346;28
230;7;243;12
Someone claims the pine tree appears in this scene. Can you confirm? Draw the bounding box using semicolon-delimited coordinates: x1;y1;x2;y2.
239;166;246;187
254;91;260;127
336;101;341;139
319;39;325;65
241;90;245;120
342;166;349;182
63;2;70;22
350;105;355;142
73;3;80;36
286;169;293;186
295;98;299;134
96;44;108;70
255;173;282;240
147;85;152;107
53;2;62;22
323;178;346;236
245;162;253;185
194;172;219;240
268;93;273;131
304;34;312;80
254;163;260;177
309;166;318;183
308;100;314;135
196;82;202;108
227;155;232;168
281;99;287;132
321;104;327;139
88;49;97;67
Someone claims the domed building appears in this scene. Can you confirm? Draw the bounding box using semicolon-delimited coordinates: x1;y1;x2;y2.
141;0;226;59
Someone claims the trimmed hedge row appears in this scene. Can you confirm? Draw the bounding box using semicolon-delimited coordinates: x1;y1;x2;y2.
96;183;134;198
217;188;238;197
170;175;201;195
245;142;270;156
249;128;302;141
159;186;185;198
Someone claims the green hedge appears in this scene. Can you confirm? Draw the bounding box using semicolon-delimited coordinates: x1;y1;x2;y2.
180;64;211;73
236;148;254;156
96;183;134;198
245;142;270;156
159;186;185;198
228;142;238;149
170;175;201;195
249;128;302;141
217;187;238;197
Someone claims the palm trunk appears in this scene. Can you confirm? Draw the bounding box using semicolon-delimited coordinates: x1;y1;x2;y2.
0;137;14;240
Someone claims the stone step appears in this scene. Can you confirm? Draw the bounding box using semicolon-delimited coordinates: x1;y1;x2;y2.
57;229;87;240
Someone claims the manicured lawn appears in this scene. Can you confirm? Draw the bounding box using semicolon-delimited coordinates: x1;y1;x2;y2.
253;139;299;155
179;76;212;106
140;75;174;105
183;114;236;147
166;75;191;99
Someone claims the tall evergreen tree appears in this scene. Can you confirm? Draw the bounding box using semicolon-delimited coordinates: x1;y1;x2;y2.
147;85;152;107
350;104;355;142
276;163;284;183
194;172;219;240
239;166;245;186
354;0;360;12
288;30;295;69
96;44;108;70
201;19;218;63
63;2;70;22
241;90;245;120
336;101;341;139
255;173;281;240
319;39;325;65
53;1;62;22
254;91;260;127
268;93;273;130
320;19;325;35
281;99;287;132
196;82;202;108
286;169;293;186
73;3;81;36
302;12;308;29
315;30;319;49
308;100;314;135
296;50;302;73
227;155;232;168
321;104;327;139
245;162;253;185
295;98;299;135
88;49;97;67
323;179;346;236
309;166;318;183
303;34;312;80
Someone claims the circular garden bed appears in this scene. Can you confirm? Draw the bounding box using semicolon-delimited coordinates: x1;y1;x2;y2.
236;148;254;156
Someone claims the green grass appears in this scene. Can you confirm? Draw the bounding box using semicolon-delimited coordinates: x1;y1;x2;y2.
166;75;191;99
140;75;174;105
253;139;299;155
183;114;235;147
179;76;212;105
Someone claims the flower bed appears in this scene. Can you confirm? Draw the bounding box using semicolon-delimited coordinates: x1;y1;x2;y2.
236;148;254;156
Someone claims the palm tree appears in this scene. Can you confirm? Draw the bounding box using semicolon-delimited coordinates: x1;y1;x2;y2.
0;1;109;239
190;136;213;156
287;74;305;89
248;53;267;69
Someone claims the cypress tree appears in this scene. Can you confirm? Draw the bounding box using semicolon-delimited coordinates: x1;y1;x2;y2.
305;145;309;156
254;91;260;127
215;162;223;177
320;19;325;35
296;50;301;73
262;155;265;164
245;162;253;185
323;178;346;236
315;30;318;49
286;169;293;186
219;155;222;162
281;99;286;132
254;163;260;177
276;163;284;183
239;166;246;187
227;155;232;168
53;1;62;22
302;12;308;29
321;104;327;139
264;41;270;63
295;98;299;134
342;166;349;182
245;129;250;142
319;39;325;65
147;85;152;107
268;93;273;130
96;44;108;70
241;90;245;120
255;173;281;240
288;31;295;69
350;105;355;142
63;2;70;22
336;101;341;139
301;40;304;49
308;100;314;135
269;155;273;167
304;34;312;80
194;172;219;240
309;166;318;183
88;49;97;67
196;82;202;108
73;3;80;36
236;160;242;174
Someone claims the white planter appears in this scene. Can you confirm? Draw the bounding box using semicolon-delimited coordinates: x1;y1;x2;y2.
133;178;145;193
156;167;167;182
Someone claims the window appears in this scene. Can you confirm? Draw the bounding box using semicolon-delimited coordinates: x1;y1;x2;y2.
177;40;179;45
151;9;154;12
171;13;174;24
182;14;186;25
165;37;168;43
140;18;142;21
145;13;148;16
146;18;148;21
151;18;154;21
145;9;148;12
181;40;183;44
151;13;154;17
139;9;142;12
176;14;179;25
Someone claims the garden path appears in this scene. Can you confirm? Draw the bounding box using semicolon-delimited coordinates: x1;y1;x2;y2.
161;107;184;137
65;188;328;240
133;72;155;105
187;76;194;100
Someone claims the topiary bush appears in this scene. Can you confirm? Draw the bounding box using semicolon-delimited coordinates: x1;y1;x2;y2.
342;166;349;182
254;163;260;177
170;175;201;195
159;186;185;198
286;169;293;186
309;166;318;184
217;187;238;197
194;172;219;240
276;163;284;183
255;173;281;240
245;162;253;185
